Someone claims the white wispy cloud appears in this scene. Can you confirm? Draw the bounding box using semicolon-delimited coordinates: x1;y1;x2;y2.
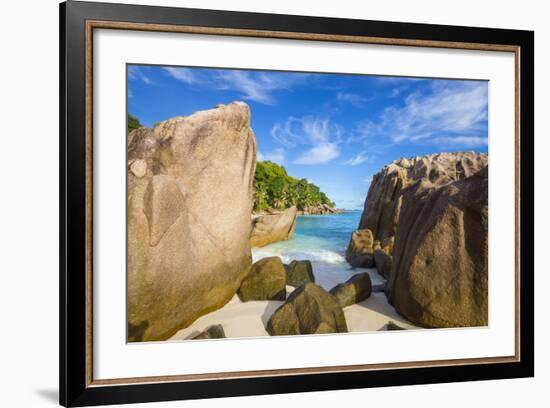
336;92;369;107
344;151;368;166
128;66;152;84
345;121;375;144
356;81;488;147
257;148;286;164
271;116;343;165
214;71;308;105
163;67;198;84
294;143;340;165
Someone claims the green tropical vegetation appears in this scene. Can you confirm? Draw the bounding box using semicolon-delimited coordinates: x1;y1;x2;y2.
128;113;143;133
253;161;335;211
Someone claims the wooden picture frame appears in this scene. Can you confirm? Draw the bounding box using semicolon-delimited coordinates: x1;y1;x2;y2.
60;1;534;406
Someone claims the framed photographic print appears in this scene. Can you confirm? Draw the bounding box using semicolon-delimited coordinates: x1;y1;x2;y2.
59;0;534;406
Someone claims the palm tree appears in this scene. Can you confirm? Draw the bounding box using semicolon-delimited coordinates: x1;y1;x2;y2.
280;186;293;208
286;187;299;207
253;182;268;210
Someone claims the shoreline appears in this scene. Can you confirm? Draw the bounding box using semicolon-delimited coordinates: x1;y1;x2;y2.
169;210;419;341
252;208;352;217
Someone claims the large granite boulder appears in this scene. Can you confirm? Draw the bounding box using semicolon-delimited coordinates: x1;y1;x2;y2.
267;283;348;335
127;102;257;342
286;260;315;287
352;152;489;328
358;152;488;241
250;207;297;248
387;164;489;328
345;229;374;267
238;257;287;301
329;273;372;308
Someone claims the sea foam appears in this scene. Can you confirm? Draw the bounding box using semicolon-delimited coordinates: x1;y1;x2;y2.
252;247;346;265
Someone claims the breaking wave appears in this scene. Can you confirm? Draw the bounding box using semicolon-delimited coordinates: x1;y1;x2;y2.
252;247;346;265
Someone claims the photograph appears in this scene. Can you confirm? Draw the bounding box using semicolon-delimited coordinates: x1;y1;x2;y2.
126;65;489;342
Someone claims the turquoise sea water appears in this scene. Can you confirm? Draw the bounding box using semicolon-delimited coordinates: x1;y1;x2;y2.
252;211;385;290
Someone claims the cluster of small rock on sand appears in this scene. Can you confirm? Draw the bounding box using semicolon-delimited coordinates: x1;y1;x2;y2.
170;270;417;341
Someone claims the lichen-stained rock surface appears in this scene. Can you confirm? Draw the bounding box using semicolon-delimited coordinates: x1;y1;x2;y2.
238;257;287;302
190;324;226;340
286;260;315;287
250;206;297;248
358;152;488;241
354;152;489;328
387;163;489;328
329;272;372;308
346;229;375;267
267;283;348;336
127;102;257;342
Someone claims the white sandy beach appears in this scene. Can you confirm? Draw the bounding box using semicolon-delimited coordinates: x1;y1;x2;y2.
170;275;418;341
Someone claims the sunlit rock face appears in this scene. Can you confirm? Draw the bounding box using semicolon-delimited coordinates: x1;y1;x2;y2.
127;102;256;341
357;152;488;328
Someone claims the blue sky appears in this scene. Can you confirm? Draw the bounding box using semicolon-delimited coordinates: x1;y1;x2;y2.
128;65;488;209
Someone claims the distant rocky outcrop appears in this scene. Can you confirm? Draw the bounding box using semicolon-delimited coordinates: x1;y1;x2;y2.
353;152;489;328
127;102;257;342
329;273;372;308
286;260;315;287
267;283;348;335
250;206;297;248
298;203;339;215
238;257;287;301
